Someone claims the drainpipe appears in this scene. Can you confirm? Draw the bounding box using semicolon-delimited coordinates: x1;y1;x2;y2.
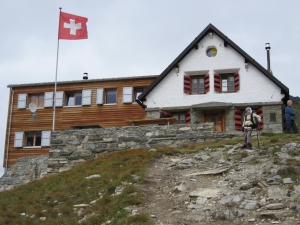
265;43;272;74
5;87;14;173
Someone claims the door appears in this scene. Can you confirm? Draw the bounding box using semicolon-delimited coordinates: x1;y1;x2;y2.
202;110;226;132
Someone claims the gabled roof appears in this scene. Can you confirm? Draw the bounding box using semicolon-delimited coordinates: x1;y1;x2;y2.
138;23;289;102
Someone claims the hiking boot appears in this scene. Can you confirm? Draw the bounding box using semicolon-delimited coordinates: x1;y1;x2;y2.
246;144;252;149
241;144;247;149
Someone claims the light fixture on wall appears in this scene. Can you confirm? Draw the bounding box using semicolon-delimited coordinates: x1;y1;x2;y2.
245;63;249;70
175;65;179;74
83;73;88;80
208;32;213;39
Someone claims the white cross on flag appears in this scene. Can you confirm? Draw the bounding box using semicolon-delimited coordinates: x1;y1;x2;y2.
59;12;88;40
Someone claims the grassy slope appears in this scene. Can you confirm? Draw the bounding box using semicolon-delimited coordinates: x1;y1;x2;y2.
0;134;299;225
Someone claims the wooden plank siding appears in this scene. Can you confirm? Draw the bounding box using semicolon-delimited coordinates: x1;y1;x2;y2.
3;76;156;167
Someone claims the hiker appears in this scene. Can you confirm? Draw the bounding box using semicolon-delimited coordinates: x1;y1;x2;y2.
285;100;298;134
241;107;261;149
159;107;167;118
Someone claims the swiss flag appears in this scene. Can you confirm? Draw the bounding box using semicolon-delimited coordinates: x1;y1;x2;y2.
59;12;88;40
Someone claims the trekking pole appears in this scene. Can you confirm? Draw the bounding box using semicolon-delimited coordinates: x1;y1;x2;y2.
256;129;260;148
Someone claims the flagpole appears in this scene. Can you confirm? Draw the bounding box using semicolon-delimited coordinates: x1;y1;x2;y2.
53;7;62;131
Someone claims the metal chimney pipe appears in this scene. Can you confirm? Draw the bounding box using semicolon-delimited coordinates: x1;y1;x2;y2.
265;43;272;74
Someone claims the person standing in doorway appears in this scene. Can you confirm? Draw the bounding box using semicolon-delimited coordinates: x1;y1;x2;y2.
241;107;261;149
159;107;167;118
285;100;298;134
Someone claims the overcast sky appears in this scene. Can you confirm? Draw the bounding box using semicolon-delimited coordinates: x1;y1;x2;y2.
1;0;300;176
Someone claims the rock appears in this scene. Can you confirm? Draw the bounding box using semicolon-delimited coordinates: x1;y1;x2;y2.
296;204;300;213
289;202;296;209
267;186;288;199
85;174;100;179
266;203;286;210
242;155;256;163
149;149;157;152
224;209;235;220
276;152;291;159
199;155;211;161
189;188;221;198
39;217;46;221
219;195;233;205
184;166;230;176
236;210;247;217
247;218;255;222
266;175;282;183
291;185;300;199
196;196;207;205
232;194;244;203
282;177;294;184
239;183;254;190
244;201;259;210
73;204;89;208
173;182;187;192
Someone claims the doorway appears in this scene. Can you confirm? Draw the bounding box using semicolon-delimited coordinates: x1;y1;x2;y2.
201;110;226;132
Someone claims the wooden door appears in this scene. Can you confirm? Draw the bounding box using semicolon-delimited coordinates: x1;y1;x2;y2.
202;110;226;132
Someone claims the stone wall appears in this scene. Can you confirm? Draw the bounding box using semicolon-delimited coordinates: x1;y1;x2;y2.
0;123;239;191
47;123;238;174
0;155;48;192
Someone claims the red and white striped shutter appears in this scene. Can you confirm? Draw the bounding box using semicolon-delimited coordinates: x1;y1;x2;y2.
185;110;191;125
204;74;210;93
214;73;221;92
234;72;240;91
256;107;264;130
184;75;191;94
234;108;243;131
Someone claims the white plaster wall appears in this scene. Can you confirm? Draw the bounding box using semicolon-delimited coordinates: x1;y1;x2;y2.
144;33;285;108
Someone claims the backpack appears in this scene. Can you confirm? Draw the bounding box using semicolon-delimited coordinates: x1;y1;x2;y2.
245;113;259;129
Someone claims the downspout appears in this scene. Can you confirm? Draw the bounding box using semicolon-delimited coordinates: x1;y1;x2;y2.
5;87;14;173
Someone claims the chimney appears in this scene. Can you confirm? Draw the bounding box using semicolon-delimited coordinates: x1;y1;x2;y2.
265;43;272;74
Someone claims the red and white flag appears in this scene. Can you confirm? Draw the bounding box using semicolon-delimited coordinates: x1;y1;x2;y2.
59;12;88;40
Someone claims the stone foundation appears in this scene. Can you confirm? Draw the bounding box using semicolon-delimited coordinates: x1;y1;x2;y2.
0;123;239;191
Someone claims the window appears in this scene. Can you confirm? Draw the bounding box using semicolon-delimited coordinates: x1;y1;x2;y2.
191;76;205;94
28;94;44;107
221;74;235;92
25;132;42;147
105;89;117;104
270;113;276;122
173;113;186;124
66;92;82;106
206;47;217;57
134;88;144;101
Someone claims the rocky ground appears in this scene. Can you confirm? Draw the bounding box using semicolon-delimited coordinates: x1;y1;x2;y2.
137;142;300;225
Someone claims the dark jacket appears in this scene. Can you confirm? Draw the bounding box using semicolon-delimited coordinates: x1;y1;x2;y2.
285;106;295;121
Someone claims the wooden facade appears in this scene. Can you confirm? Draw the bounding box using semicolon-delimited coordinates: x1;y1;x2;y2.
4;76;157;168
